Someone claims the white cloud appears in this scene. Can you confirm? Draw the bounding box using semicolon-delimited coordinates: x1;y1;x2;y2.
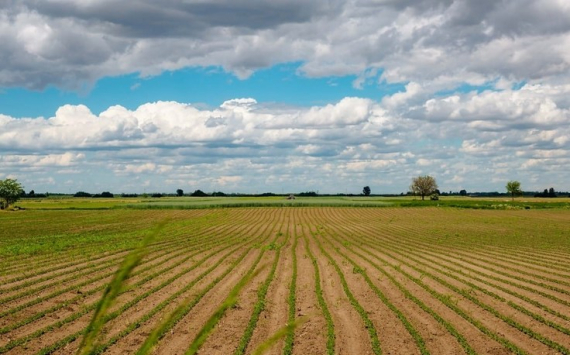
1;1;570;90
1;82;570;193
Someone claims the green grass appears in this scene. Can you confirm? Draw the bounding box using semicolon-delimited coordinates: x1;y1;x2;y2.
14;195;570;211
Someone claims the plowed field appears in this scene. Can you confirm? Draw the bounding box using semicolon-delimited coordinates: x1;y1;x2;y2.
1;207;569;355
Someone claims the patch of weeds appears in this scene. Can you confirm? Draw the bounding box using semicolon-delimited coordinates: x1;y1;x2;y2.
352;266;365;274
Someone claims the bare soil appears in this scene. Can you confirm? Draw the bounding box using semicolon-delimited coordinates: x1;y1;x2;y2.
1;208;569;355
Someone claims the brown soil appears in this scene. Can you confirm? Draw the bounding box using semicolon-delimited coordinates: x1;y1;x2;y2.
2;208;570;355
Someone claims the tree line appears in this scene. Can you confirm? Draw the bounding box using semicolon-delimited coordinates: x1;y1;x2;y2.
1;177;568;210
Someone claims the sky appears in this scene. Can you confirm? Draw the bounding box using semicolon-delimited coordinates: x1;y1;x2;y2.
1;0;570;195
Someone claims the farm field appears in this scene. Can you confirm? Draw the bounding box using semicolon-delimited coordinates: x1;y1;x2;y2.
1;207;570;355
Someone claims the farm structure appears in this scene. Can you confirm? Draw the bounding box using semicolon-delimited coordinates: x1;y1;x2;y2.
0;207;569;354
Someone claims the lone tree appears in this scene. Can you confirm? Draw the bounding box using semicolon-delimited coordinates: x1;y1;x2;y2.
0;178;24;209
176;189;184;197
363;186;371;196
506;180;522;201
410;175;438;201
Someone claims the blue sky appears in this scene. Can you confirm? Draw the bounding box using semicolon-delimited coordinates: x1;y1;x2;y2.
1;1;569;194
0;63;405;118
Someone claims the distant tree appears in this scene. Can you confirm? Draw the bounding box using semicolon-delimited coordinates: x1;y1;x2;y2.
121;193;139;198
363;186;371;196
549;187;556;197
191;189;208;197
212;191;226;197
506;180;522;201
29;190;35;197
0;178;24;209
176;189;184;197
74;191;92;198
434;189;441;195
459;189;467;196
410;175;438;201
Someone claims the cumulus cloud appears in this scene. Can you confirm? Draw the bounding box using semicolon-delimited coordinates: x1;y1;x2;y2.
1;0;570;89
2;85;570;193
0;97;385;152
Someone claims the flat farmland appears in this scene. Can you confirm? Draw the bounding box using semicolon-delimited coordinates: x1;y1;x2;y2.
1;207;569;355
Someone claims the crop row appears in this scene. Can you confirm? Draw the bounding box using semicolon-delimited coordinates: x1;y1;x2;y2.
311;207;570;355
1;209;282;354
1;207;569;355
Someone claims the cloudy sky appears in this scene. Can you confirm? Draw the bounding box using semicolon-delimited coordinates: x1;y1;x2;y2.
1;0;569;194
